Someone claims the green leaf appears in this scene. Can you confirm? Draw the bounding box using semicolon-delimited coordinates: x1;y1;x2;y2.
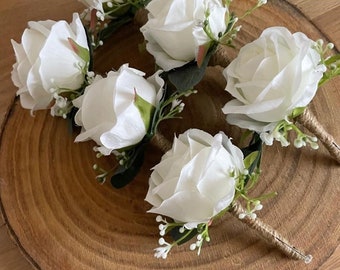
243;151;259;170
241;133;262;186
134;89;155;132
110;142;147;188
240;129;253;144
290;107;306;119
68;38;90;63
241;133;262;158
166;46;216;92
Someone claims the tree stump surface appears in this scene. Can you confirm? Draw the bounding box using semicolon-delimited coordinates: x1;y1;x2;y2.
0;0;339;269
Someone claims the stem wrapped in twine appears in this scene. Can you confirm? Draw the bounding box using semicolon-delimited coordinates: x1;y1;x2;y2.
151;132;312;263
230;201;313;264
297;108;340;164
211;52;340;164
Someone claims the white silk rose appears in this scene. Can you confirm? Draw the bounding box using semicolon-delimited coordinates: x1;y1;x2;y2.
222;27;326;144
145;129;244;229
11;13;89;113
73;64;164;155
140;0;228;71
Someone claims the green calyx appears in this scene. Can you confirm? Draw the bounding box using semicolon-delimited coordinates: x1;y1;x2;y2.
134;88;155;133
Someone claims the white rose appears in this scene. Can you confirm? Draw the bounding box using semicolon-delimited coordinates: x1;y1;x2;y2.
11;13;89;112
222;27;326;135
140;0;228;71
73;64;164;155
145;129;244;228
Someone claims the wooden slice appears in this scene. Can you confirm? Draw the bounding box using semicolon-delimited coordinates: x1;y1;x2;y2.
0;0;339;269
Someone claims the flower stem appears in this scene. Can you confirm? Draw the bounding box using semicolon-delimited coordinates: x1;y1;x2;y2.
151;132;172;153
297;107;340;164
230;201;313;264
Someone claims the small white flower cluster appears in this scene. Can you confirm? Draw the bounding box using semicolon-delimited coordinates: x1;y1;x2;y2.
260;119;319;149
50;94;71;119
257;0;267;6
238;200;263;220
154;215;212;259
314;39;335;55
170;99;185;113
260;130;290;147
294;135;318;150
154;215;173;259
189;228;210;256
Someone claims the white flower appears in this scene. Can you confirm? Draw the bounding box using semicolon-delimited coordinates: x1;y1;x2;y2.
80;0;127;21
145;129;244;228
80;0;106;13
73;64;164;155
11;13;89;113
140;0;229;71
222;27;326;140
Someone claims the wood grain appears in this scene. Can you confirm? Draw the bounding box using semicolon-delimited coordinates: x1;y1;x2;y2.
0;0;339;269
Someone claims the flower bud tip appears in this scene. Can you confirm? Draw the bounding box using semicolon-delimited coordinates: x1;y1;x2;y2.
304;254;313;264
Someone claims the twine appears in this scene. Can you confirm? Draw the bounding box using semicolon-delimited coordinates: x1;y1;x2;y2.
297;107;340;164
151;132;172;153
230;201;313;264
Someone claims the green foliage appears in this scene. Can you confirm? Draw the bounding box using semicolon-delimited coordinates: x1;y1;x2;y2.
290;107;306;119
68;38;90;64
166;47;216;92
134;89;155;132
111;141;148;188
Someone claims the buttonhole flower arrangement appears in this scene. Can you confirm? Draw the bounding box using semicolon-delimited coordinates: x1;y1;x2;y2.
9;0;339;264
222;26;340;163
146;129;270;259
11;13;90;117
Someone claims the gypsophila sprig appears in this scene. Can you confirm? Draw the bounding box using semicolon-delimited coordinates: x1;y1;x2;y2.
260;117;319;149
239;0;267;20
153;216;211;259
314;39;340;87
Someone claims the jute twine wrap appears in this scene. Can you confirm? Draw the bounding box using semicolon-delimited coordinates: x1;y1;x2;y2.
297;108;340;164
151;133;311;263
230;201;313;264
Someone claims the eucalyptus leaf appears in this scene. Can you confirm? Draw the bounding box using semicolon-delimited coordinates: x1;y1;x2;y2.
166;47;216;92
243;151;259;170
111;143;147;188
241;133;262;186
